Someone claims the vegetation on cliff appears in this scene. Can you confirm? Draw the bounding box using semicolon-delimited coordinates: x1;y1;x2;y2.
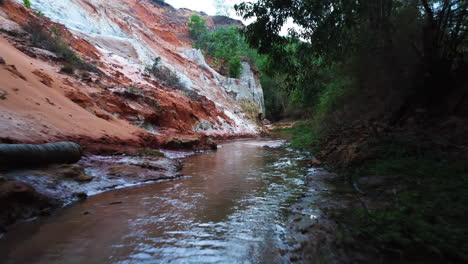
22;22;99;74
188;14;263;78
188;14;288;120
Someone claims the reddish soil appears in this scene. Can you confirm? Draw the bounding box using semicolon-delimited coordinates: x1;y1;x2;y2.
0;0;261;154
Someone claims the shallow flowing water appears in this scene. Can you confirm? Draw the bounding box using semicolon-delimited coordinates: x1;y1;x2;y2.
0;140;311;264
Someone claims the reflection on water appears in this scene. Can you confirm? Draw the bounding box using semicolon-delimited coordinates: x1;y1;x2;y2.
0;140;309;264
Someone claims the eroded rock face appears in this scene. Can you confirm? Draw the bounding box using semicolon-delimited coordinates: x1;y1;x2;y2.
26;0;265;135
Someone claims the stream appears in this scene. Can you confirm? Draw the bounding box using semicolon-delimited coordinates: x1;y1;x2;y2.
0;140;312;264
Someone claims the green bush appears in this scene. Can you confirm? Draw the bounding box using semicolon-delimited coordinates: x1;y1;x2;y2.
353;157;468;261
332;137;468;261
276;120;324;151
188;14;208;41
188;14;262;79
228;57;242;78
23;0;31;9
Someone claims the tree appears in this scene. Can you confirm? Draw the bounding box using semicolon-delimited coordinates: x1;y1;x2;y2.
188;14;208;41
235;0;468;116
189;14;262;78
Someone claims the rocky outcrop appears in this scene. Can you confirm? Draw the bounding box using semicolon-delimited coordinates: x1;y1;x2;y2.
0;180;56;231
0;0;266;231
0;0;264;150
0;153;184;230
1;154;183;200
31;0;264;129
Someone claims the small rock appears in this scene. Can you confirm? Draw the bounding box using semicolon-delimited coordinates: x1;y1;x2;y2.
83;210;93;215
74;192;88;200
164;137;200;149
0;56;5;65
109;201;123;205
0;89;7;100
262;119;272;125
207;138;218;150
53;164;93;182
81;72;92;82
75;174;93;182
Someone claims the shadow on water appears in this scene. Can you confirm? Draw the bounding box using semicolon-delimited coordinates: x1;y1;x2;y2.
0;140;311;264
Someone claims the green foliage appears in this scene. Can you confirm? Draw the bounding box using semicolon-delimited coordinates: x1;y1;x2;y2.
236;0;468;260
23;0;31;9
351;157;467;260
188;14;263;79
276;121;323;151
228;57;241;78
138;149;165;157
329;137;468;261
188;14;285;114
188;14;207;41
50;25;61;37
236;0;468;122
259;72;288;120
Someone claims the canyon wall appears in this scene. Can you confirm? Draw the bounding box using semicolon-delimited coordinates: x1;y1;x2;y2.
0;0;264;150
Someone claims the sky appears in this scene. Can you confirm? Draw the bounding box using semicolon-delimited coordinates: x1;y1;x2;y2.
165;0;242;17
164;0;296;35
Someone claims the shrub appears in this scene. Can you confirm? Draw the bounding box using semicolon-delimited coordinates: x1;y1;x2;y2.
23;0;31;9
183;90;203;102
146;57;184;90
188;14;207;41
188;15;260;79
277;120;324;151
228;57;242;78
22;22;99;73
343;151;468;261
138;149;165;157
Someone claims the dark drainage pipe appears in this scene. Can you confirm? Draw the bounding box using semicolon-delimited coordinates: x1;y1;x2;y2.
0;142;82;168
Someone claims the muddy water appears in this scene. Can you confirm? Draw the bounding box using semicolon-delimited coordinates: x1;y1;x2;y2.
0;140;310;264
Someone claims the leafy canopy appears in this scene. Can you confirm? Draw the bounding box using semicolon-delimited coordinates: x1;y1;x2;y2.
188;14;263;78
